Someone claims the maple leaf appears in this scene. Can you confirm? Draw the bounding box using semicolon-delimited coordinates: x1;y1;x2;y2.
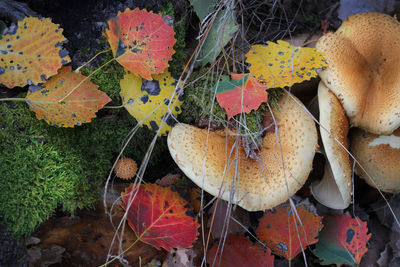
215;73;268;119
120;184;199;251
105;8;176;80
120;71;183;136
245;40;327;88
0;16;70;88
26;66;110;127
313;214;371;266
207;235;274;267
256;202;323;259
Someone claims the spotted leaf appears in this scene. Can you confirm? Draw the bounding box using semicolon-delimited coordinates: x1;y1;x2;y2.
207;235;274;267
105;8;176;80
256;203;323;260
215;73;269;119
0;16;70;88
313;214;371;266
245;40;327;88
120;71;183;136
25;66;110;127
121;184;199;251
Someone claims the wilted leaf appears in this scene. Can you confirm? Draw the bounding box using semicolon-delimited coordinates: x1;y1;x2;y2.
0;16;70;88
215;73;268;119
313;214;371;266
256;203;323;259
189;0;216;21
105;8;176;80
26;66;110;127
120;71;183;136
207;235;274;267
195;10;237;67
121;184;199;251
245;40;327;88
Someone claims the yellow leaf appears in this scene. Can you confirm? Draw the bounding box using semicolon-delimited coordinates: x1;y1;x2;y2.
245;40;327;88
120;71;183;136
0;17;70;88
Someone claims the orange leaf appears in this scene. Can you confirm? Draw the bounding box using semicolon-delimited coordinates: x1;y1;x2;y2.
105;8;176;80
215;73;268;119
26;66;110;127
207;235;274;267
256;203;323;259
0;17;70;88
121;184;199;251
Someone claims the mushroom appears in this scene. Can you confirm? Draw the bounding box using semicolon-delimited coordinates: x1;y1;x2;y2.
168;93;318;211
311;82;352;209
316;12;400;135
350;127;400;192
114;157;138;180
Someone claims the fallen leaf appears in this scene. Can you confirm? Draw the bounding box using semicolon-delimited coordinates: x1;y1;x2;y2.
26;66;110;127
215;73;269;119
195;10;237;67
120;71;183;136
105;8;175;80
156;173;181;187
256;202;323;259
313;214;371;266
189;0;217;21
207;235;274;267
162;248;196;267
0;17;70;88
245;40;327;88
121;184;199;251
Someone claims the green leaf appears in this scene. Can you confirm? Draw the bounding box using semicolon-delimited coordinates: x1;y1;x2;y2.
189;0;216;21
195;10;238;67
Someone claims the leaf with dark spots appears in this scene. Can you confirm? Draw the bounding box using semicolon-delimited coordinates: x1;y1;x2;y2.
121;184;199;251
105;8;176;80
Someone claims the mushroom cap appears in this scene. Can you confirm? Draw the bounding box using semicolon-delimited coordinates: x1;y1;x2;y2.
316;12;400;135
350;127;400;192
114;157;138;180
311;82;352;209
168;93;318;211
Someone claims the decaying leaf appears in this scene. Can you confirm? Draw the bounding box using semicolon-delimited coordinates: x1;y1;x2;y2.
207;235;274;267
121;184;199;251
105;8;176;80
26;66;110;127
245;40;327;88
313;214;371;266
215;73;269;119
195;10;238;67
189;0;217;22
256;202;323;259
162;248;196;267
120;71;183;136
0;16;70;88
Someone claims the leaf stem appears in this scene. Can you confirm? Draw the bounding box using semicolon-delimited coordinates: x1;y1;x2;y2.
0;97;27;102
58;57;115;103
75;48;112;73
103;104;126;109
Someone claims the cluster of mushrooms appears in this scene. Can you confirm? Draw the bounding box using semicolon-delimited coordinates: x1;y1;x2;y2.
167;12;400;212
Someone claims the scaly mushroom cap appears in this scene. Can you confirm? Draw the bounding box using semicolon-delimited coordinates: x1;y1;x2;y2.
114;157;138;180
350;127;400;192
316;12;400;135
311;82;352;209
168;93;318;211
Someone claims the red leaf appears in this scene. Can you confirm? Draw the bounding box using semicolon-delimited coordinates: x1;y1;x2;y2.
25;66;110;127
105;8;176;80
313;214;371;266
256;203;323;259
207;235;274;267
215;73;269;119
120;184;199;251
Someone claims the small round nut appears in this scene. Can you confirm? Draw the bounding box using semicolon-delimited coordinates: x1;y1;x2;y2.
114;157;137;180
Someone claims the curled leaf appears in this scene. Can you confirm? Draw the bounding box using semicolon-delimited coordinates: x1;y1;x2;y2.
26;66;110;127
121;184;199;251
0;16;70;88
105;8;176;80
120;71;183;136
245;40;327;88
